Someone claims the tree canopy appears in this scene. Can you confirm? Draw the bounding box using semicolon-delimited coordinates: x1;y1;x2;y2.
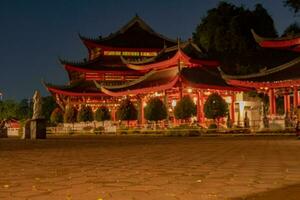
42;96;57;122
77;105;94;122
282;22;300;37
174;96;196;120
284;0;300;13
95;106;111;122
16;99;32;120
116;99;137;121
0;100;19;120
144;97;167;122
50;107;63;125
193;2;277;74
204;93;228;121
64;104;77;123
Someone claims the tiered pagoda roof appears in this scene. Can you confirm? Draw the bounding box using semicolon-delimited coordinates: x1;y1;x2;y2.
252;29;300;52
45;15;178;100
97;46;243;97
79;15;177;50
221;57;300;89
44;80;107;97
222;30;300;89
121;40;219;72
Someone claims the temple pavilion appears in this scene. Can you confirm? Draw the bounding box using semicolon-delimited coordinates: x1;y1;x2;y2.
222;30;300;118
44;15;245;125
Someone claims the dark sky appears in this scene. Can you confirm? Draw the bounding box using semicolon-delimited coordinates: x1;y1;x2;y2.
0;0;298;100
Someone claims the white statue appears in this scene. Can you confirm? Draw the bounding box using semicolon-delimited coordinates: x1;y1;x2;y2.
32;90;43;119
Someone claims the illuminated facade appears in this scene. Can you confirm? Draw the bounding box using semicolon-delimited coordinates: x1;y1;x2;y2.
224;30;300;120
44;15;245;125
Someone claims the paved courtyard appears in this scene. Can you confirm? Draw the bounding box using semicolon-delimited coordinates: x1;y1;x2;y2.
1;136;300;200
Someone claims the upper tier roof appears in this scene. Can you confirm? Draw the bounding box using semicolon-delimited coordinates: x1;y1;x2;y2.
44;80;109;97
80;15;177;49
252;29;300;52
122;41;219;71
60;41;218;74
96;65;243;97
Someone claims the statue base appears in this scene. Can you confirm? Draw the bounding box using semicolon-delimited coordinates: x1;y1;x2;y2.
30;119;46;139
0;128;7;138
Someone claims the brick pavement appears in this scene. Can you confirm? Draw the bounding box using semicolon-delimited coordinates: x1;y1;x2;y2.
0;136;300;200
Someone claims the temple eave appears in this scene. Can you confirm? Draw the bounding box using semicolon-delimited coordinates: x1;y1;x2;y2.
46;86;107;97
227;79;300;89
100;76;179;97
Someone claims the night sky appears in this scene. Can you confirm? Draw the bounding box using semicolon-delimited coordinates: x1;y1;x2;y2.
0;0;298;100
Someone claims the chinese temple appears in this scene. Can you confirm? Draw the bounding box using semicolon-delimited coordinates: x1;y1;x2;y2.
222;30;300;117
44;15;245;125
44;15;177;110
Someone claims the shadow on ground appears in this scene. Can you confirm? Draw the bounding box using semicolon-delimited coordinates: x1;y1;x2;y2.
231;183;300;200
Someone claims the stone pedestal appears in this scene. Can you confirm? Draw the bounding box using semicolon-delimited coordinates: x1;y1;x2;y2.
22;120;31;139
0;128;8;138
30;119;46;139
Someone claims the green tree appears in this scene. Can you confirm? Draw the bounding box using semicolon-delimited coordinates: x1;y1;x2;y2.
0;100;18;120
116;99;137;126
282;22;300;37
63;105;77;123
204;93;228;122
95;106;111;125
16;99;32;120
77;105;94;122
144;97;167;122
174;96;196;120
284;0;300;13
42;96;57;122
193;2;277;74
50;107;63;125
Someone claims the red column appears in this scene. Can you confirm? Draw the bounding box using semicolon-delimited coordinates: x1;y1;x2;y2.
287;94;291;113
196;91;205;123
199;91;205;123
269;89;276;115
111;108;116;121
197;91;201;123
231;95;235;123
284;94;288;114
294;87;298;110
139;98;145;125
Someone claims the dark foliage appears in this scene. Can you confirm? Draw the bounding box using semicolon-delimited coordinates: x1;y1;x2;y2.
50;107;63;124
144;97;167;122
282;22;300;37
284;0;300;13
77;105;94;122
174;96;196;120
63;105;77;123
42;96;57;122
0;100;18;120
204;93;228;121
95;106;111;122
193;2;278;74
116;99;138;121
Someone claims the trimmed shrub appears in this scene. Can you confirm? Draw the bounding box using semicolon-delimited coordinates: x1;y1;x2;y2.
50;108;63;125
116;99;137;125
77;105;93;122
144;97;167;122
174;96;196;120
204;93;228;122
63;105;77;123
95;106;111;124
